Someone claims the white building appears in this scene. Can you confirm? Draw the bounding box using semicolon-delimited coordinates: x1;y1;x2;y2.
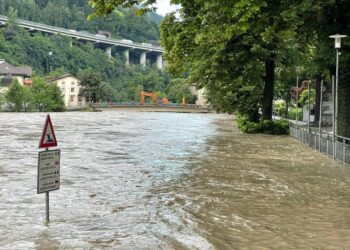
189;86;208;106
47;74;86;109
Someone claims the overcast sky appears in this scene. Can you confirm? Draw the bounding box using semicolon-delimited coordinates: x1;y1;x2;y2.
153;0;180;16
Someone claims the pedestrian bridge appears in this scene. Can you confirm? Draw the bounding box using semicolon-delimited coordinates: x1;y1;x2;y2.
91;102;212;113
0;15;164;68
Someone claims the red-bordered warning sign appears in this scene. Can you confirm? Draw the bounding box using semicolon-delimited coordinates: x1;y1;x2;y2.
39;114;58;148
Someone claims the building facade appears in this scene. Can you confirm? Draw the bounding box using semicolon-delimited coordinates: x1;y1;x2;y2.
47;74;86;109
189;86;208;106
0;60;32;91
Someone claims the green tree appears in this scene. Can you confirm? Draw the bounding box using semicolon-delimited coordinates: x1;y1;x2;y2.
167;78;195;104
78;68;103;103
133;84;143;102
30;76;65;111
88;0;157;18
23;86;34;112
99;81;116;102
299;88;316;107
5;80;24;112
0;92;5;110
88;0;313;121
5;6;18;40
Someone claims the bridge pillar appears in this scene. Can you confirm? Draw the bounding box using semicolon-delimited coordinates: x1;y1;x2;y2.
156;54;163;69
123;49;130;66
105;46;112;58
140;52;147;67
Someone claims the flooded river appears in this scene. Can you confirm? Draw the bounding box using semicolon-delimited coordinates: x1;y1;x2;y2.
1;111;350;249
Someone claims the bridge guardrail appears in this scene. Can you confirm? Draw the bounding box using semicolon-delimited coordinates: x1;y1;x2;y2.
92;102;209;109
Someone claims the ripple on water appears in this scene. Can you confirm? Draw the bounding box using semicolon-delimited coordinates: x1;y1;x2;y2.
1;113;350;249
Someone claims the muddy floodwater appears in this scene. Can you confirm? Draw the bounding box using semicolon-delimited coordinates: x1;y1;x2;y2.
1;111;350;249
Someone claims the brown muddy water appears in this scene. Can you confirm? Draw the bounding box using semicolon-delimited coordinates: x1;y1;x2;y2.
0;112;350;249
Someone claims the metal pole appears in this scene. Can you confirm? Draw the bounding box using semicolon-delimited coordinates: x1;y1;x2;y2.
308;81;310;132
296;75;299;125
45;147;49;223
46;191;49;222
319;80;323;152
314;132;317;149
332;75;335;159
335;49;339;137
334;49;340;160
307;82;310;145
343;138;346;163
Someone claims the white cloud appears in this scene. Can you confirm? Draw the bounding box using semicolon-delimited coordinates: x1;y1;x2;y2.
153;0;180;16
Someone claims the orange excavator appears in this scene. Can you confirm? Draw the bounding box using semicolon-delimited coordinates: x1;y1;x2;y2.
140;91;169;105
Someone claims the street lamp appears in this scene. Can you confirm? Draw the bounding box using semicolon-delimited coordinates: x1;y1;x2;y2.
47;51;53;73
329;34;347;158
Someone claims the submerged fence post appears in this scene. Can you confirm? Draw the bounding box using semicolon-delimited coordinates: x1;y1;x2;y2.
46;191;49;222
296;75;299;125
343;138;346;163
319;80;323;152
308;81;310;134
332;75;336;159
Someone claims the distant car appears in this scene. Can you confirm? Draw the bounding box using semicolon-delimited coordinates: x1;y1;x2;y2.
121;39;133;44
141;42;152;46
68;29;76;33
95;34;107;39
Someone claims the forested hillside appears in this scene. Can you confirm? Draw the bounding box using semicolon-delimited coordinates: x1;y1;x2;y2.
0;0;161;42
0;0;195;105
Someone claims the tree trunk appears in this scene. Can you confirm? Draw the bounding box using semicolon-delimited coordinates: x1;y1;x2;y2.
337;71;350;137
314;75;322;123
262;53;275;120
284;94;290;118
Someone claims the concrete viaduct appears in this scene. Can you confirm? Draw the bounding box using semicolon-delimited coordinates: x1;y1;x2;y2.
0;15;164;69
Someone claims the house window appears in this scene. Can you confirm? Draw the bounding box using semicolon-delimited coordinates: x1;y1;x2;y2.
70;95;75;102
62;81;65;85
71;87;75;93
71;81;75;85
78;96;83;102
60;87;65;92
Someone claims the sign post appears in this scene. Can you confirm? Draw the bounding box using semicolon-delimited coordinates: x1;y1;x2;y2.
38;114;59;223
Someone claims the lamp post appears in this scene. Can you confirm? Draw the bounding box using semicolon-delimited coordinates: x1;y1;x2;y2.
329;34;347;159
47;51;53;73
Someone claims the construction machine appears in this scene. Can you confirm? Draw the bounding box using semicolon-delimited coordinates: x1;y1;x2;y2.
140;91;169;105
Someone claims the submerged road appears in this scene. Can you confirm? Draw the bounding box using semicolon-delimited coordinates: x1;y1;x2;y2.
0;112;349;249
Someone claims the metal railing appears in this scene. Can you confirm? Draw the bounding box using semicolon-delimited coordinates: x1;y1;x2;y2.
93;102;210;109
290;124;350;165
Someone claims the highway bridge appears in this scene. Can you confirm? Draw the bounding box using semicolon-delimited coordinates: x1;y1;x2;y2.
0;15;164;68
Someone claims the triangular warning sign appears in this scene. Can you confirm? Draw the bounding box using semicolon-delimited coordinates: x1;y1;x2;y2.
39;114;58;148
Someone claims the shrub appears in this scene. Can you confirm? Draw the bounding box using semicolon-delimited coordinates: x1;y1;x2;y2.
288;107;303;121
237;115;290;135
274;101;287;118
